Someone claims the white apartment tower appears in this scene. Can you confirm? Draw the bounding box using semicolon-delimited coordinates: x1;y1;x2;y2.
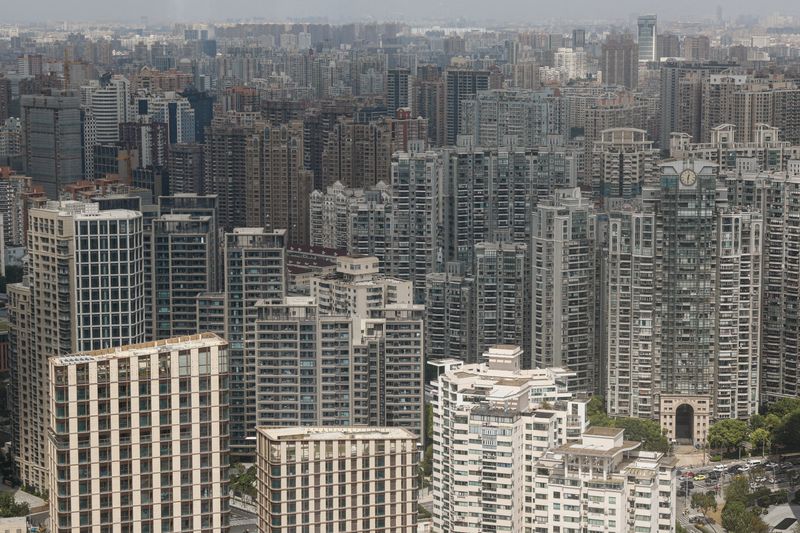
432;345;588;533
532;427;677;533
10;202;145;490
256;427;418;533
48;333;231;533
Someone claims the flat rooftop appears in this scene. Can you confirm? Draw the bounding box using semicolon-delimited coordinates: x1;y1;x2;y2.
53;333;226;365
257;427;416;441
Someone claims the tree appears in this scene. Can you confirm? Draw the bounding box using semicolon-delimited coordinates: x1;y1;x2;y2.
613;417;670;453
725;476;750;505
229;463;256;499
766;397;800;418
425;403;433;442
0;492;28;518
691;491;717;518
774;410;800;450
721;501;753;533
587;395;605;418
708;419;749;452
749;428;771;457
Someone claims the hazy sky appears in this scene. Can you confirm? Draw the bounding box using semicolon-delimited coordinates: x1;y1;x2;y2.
4;0;798;25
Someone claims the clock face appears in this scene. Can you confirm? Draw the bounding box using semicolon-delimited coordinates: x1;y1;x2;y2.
679;169;697;186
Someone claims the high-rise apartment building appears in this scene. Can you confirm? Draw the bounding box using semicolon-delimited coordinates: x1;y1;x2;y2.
10;202;145;490
48;333;231;533
684;35;711;61
591;127;659;205
605;161;762;443
387;68;412;116
424;263;475;363
134;90;196;145
659;61;734;148
600;35;638;90
168;143;205;194
532;428;677;533
256;427;419;533
21;91;84;196
726;172;800;403
532;188;598;392
0;171;35;246
203;112;255;230
224;227;287;459
412;76;446;147
474;242;529;364
458;89;565;147
83;75;132;144
432;345;588;533
245;121;313;244
389;151;442;302
0;77;10;122
443;146;538;269
151;214;218;339
250;298;424;438
670;124;800;174
321;117;392;190
637;14;657;63
445;69;490;145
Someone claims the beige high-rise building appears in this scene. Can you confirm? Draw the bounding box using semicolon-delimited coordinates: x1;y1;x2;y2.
256;427;419;533
245;121;313;244
532;428;677;533
10;202;145;490
322;117;392;189
48;333;231;533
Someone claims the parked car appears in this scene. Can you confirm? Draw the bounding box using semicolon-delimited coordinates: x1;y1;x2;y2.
748;458;762;467
714;464;727;472
694;474;707;481
739;465;751;473
765;462;778;469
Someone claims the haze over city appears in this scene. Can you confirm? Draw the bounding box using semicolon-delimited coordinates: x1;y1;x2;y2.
3;5;800;533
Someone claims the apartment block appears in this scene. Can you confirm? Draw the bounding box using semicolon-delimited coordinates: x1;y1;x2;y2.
432;345;588;533
256;427;418;533
10;202;145;490
532;188;598;392
48;333;231;533
531;427;677;533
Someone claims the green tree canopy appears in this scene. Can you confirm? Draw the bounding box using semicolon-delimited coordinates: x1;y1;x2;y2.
0;493;28;518
766;397;800;418
708;419;749;451
774;410;800;449
749;427;771;456
691;491;717;517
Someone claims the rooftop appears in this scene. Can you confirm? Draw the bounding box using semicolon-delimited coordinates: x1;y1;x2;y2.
53;333;226;366
257;426;416;441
